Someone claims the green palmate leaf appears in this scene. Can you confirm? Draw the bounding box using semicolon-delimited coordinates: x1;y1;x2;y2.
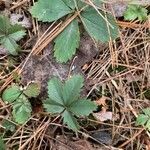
124;5;148;21
0;15;10;31
136;114;148;126
0;37;20;55
143;108;150;116
69;99;97;116
136;107;150;131
92;0;103;6
2;85;21;103
62;75;84;105
8;25;26;41
62;0;75;9
23;82;40;98
0;15;26;55
80;7;119;42
30;0;72;22
12;95;32;124
0;137;5;150
76;0;86;9
47;77;64;105
44;75;97;131
54;19;80;62
43;99;64;113
2;120;16;132
146;119;150;131
63;110;79;131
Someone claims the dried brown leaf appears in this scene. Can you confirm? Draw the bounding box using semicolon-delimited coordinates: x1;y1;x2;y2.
93;107;113;122
95;96;107;106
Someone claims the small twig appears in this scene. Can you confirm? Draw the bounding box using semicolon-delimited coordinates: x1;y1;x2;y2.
119;129;144;148
10;0;30;10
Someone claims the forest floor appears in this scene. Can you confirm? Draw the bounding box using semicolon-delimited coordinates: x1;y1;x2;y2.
0;0;150;150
